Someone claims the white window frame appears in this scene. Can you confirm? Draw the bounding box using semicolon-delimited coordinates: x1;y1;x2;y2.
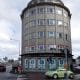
64;22;68;28
56;9;62;15
25;47;29;52
24;59;28;69
31;20;36;27
49;59;56;70
47;7;54;13
25;12;29;17
38;31;45;38
59;59;64;67
58;20;63;26
56;32;62;38
30;33;36;39
64;13;67;17
30;46;35;51
48;31;55;37
38;45;45;51
29;59;36;69
47;19;55;26
30;9;36;15
37;19;45;26
48;45;56;51
38;58;45;69
37;7;45;14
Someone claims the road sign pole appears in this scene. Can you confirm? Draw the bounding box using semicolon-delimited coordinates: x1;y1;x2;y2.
64;48;68;80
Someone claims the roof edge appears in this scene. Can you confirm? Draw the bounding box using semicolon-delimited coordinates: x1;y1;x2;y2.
21;2;71;19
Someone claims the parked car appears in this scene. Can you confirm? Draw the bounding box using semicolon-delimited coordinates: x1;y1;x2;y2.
0;65;6;72
45;68;74;79
73;66;80;74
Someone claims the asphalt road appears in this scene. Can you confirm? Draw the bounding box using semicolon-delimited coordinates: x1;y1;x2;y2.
0;72;17;80
0;65;17;80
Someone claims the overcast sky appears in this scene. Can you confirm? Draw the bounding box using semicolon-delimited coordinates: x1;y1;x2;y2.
0;0;80;59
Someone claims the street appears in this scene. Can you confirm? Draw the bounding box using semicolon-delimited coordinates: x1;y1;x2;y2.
0;64;80;80
17;73;80;80
0;72;17;80
0;65;17;80
0;72;80;80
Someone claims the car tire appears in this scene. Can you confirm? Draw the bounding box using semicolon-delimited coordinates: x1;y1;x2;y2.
69;74;74;79
53;74;58;79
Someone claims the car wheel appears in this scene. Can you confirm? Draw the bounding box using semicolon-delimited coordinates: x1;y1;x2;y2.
69;74;74;79
53;74;58;79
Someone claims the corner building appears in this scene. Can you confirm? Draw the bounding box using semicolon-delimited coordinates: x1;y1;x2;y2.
21;0;72;79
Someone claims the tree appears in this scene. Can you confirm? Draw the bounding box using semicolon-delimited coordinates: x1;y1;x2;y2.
3;56;8;62
8;59;14;64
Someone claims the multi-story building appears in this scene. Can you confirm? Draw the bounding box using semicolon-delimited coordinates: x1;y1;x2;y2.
21;0;72;79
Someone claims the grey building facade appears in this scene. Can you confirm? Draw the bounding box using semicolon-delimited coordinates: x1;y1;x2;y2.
21;0;72;73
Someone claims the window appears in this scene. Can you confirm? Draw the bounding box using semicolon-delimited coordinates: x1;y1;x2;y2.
24;59;28;69
30;9;36;15
64;23;68;28
56;33;59;38
30;46;35;51
30;33;36;39
64;13;67;17
56;33;63;38
29;59;36;69
48;45;56;51
38;45;45;51
25;47;29;52
48;32;55;37
65;34;68;40
59;33;62;38
37;8;45;14
59;59;64;67
30;20;36;27
25;12;29;17
38;31;45;38
47;19;55;25
38;58;45;69
58;20;63;26
37;19;45;26
47;8;54;13
64;22;68;27
56;9;62;15
58;45;64;50
49;59;56;70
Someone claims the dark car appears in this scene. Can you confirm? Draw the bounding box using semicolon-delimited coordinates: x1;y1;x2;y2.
0;65;6;72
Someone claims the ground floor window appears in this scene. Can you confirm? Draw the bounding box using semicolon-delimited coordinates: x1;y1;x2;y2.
49;59;56;70
24;58;65;71
38;58;45;70
59;59;64;67
24;59;28;69
29;59;36;69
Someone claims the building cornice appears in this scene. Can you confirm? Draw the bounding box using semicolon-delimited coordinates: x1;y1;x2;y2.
21;53;73;58
21;2;71;19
